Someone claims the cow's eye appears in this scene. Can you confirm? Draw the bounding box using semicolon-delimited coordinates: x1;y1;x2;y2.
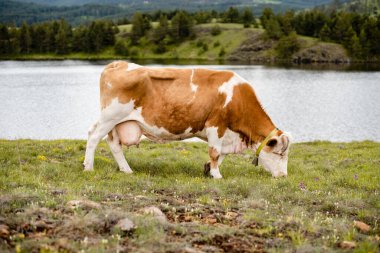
267;139;277;147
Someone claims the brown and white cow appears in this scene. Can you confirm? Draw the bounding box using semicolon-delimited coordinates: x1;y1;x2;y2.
83;61;292;178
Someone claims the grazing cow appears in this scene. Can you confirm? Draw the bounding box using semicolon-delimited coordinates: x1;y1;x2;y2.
84;61;292;178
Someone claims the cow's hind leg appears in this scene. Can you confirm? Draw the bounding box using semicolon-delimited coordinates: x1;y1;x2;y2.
84;101;136;171
83;119;118;171
106;128;133;173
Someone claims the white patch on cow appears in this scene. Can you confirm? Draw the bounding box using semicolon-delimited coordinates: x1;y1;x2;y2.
190;69;198;93
107;82;112;89
101;98;136;122
221;129;247;154
126;63;142;72
218;74;243;108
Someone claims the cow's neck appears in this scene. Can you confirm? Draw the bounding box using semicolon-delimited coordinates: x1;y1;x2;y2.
228;84;277;145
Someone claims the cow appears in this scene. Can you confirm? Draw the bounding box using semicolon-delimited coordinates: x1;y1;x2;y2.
83;61;292;178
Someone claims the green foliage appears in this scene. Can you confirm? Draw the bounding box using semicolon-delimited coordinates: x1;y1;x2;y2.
222;7;240;23
264;18;283;40
0;19;117;56
171;11;194;41
242;8;254;28
260;8;275;29
275;31;301;59
219;47;226;57
131;12;152;44
114;39;129;56
210;25;222;36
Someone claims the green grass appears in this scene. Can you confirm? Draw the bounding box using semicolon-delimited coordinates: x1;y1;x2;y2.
0;140;379;252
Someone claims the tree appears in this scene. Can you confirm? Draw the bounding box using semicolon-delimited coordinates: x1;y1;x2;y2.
223;7;240;23
242;8;254;28
19;22;31;54
0;24;10;54
260;8;275;29
152;14;169;43
264;18;283;40
347;33;362;59
319;23;331;41
278;10;295;36
55;19;71;54
171;11;194;41
275;31;300;59
131;12;151;44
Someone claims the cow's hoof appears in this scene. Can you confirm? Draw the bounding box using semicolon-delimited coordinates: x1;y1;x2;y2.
210;169;223;179
83;161;94;171
120;168;133;174
203;162;211;177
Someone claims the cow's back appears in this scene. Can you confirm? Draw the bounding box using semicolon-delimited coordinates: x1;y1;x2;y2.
100;61;236;136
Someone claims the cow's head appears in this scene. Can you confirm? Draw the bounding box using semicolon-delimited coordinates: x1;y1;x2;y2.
257;132;292;178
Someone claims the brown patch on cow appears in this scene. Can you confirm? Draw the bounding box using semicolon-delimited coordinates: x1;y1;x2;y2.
225;83;276;144
208;147;220;169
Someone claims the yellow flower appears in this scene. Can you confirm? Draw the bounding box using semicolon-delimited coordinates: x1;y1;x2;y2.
180;149;190;156
37;155;47;161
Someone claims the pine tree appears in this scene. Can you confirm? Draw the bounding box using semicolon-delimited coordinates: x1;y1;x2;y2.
242;8;253;28
171;11;194;41
264;18;283;40
223;7;240;23
19;22;31;54
131;12;151;44
319;23;331;41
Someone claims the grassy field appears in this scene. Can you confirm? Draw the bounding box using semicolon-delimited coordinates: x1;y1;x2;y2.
0;139;379;252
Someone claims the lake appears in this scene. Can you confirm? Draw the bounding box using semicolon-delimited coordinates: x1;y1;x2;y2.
0;60;379;142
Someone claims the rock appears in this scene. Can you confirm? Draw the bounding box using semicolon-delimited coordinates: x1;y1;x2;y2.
33;220;54;231
67;200;101;210
0;224;9;238
340;241;356;249
115;218;135;232
225;211;238;220
204;215;217;224
354;220;371;233
140;206;168;225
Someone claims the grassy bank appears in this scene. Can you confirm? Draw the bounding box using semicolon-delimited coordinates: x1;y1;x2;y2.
0;23;350;63
0;140;379;252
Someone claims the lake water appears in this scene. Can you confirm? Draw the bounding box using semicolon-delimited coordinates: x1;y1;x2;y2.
0;60;379;142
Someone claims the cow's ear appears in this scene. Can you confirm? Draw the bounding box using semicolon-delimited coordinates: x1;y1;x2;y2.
266;138;277;147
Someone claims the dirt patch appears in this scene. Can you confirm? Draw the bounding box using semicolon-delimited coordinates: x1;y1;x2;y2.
194;233;265;253
228;31;275;63
293;42;350;63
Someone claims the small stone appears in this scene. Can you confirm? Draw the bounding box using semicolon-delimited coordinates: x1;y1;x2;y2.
340;241;356;249
354;220;371;233
0;224;9;238
67;200;101;210
225;211;238;220
140;206;168;225
184;216;192;222
115;218;135;232
205;215;217;224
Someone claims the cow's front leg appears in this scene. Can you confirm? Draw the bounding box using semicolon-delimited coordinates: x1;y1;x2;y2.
205;149;225;179
205;127;224;179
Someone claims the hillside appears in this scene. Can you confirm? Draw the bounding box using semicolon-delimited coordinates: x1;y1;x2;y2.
115;23;349;63
1;0;336;25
